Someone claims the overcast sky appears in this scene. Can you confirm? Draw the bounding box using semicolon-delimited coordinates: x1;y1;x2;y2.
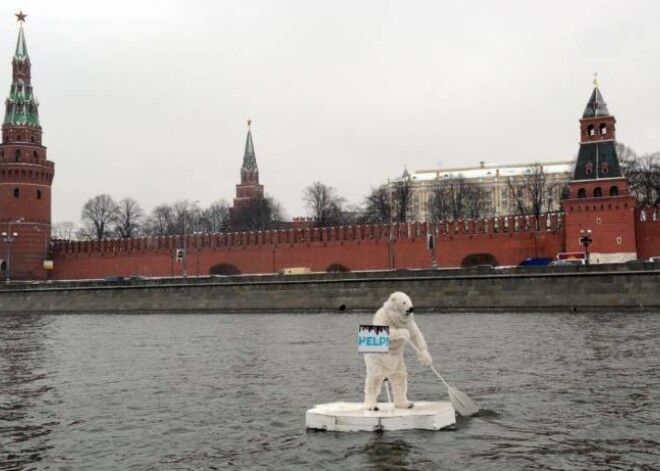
2;1;659;224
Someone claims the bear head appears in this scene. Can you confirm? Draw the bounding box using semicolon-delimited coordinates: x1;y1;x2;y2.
386;291;415;323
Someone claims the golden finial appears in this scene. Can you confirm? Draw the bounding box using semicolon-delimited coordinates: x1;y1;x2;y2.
593;72;600;89
15;11;27;23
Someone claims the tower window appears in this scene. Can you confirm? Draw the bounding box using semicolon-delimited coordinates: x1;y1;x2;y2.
593;187;603;198
37;189;42;200
600;123;607;135
14;149;20;162
577;188;587;199
33;151;38;162
610;186;619;196
585;163;593;175
587;124;595;136
601;162;609;174
13;188;20;198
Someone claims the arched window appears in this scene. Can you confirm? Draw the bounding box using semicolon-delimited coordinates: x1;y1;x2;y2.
37;189;42;200
587;124;595;136
600;123;607;135
577;188;587;199
585;163;593;176
13;187;20;198
594;187;603;198
609;186;619;196
601;162;609;175
14;149;21;162
16;133;22;141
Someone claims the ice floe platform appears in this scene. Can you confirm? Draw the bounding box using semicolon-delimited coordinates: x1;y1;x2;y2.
305;401;456;432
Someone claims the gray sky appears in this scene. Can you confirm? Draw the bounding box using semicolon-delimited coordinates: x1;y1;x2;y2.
3;1;659;224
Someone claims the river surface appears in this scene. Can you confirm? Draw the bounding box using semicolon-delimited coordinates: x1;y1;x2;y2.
1;312;659;470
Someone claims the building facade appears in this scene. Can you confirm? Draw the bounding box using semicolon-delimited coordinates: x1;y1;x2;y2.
403;161;573;223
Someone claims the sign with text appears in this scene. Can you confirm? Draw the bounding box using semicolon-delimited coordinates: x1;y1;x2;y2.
358;325;390;353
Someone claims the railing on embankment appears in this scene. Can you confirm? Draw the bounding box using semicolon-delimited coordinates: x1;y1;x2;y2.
1;263;660;314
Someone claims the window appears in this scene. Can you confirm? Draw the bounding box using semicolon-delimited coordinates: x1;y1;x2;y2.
14;149;20;162
601;162;609;175
587;124;595;136
13;188;19;198
585;163;593;175
609;186;619;196
578;188;587;199
594;187;602;198
600;123;607;135
37;189;42;199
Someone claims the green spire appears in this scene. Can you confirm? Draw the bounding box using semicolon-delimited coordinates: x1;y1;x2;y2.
4;16;40;127
242;119;258;170
15;24;28;60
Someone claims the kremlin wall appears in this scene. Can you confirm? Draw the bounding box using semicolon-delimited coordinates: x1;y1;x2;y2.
1;18;660;283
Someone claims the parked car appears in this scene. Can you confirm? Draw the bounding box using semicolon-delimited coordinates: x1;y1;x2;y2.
648;256;660;263
550;259;586;266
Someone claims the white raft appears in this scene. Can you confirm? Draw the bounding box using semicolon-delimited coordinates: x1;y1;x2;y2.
306;401;456;432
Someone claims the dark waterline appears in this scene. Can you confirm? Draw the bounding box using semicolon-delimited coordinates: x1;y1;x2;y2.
1;312;659;470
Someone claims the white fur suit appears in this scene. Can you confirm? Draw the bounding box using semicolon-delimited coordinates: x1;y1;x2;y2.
364;292;433;410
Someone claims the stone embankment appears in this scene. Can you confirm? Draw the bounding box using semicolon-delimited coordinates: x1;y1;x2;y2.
1;263;659;314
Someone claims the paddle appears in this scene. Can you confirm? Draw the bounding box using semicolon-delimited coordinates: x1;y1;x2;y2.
409;341;480;416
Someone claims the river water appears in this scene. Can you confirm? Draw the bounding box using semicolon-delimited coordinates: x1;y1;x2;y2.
1;312;659;471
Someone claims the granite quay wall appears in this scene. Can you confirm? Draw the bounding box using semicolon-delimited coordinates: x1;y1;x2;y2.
1;264;659;314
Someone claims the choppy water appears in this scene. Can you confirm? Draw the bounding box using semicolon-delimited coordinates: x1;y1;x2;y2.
1;312;659;470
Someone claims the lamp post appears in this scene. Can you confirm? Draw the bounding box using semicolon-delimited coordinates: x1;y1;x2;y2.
580;229;593;265
2;217;25;283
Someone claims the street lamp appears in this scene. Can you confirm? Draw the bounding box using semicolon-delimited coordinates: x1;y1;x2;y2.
580;229;593;265
2;217;25;283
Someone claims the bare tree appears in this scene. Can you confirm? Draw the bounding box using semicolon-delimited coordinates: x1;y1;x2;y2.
363;186;392;224
144;204;177;236
303;182;345;227
392;176;414;223
80;194;118;240
507;162;555;228
51;221;77;240
429;175;486;222
114;198;144;238
199;200;231;233
619;143;660;206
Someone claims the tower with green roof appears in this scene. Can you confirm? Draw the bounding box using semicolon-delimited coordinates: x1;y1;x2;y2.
562;76;637;263
0;12;55;280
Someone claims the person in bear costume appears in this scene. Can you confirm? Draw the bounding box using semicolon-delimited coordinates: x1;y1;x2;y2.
364;291;433;411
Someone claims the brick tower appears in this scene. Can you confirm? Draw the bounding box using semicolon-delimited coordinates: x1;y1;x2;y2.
230;120;266;228
0;12;54;281
562;76;637;263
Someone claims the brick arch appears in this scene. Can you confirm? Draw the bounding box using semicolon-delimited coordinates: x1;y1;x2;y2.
461;253;499;268
326;263;350;273
209;263;241;276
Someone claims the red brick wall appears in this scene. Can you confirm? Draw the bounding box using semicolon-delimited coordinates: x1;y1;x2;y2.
635;206;660;259
51;217;567;280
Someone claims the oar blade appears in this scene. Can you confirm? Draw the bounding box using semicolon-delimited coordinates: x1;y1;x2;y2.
447;386;479;417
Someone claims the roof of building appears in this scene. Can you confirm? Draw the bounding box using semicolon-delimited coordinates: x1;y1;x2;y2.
14;24;28;60
410;161;573;182
573;140;623;180
582;86;610;119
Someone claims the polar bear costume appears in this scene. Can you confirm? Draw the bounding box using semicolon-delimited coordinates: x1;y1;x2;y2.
364;291;433;410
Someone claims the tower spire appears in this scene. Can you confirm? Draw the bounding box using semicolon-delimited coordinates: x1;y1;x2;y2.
242;119;258;177
4;12;39;127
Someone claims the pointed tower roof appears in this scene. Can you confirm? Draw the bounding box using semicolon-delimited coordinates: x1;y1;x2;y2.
242;119;258;171
4;12;40;128
15;25;28;60
582;74;610;118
